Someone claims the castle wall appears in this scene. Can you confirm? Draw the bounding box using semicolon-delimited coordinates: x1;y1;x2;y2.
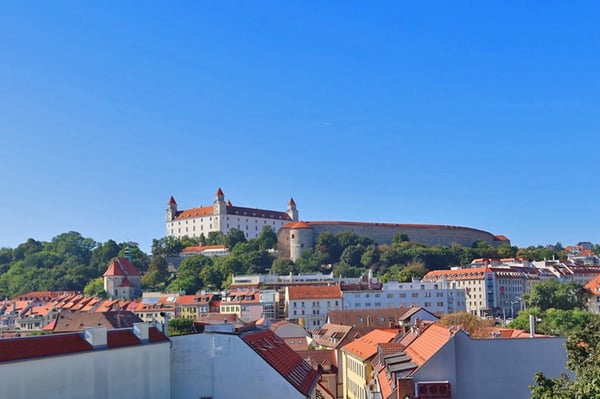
278;222;508;261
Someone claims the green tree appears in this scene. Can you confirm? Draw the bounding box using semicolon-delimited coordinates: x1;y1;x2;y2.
142;256;170;290
316;232;342;264
90;240;121;274
151;236;184;257
527;280;587;311
530;314;600;398
83;277;107;298
257;225;278;250
168;317;194;336
225;228;247;249
168;255;210;294
392;232;409;244
271;257;295;275
340;245;366;267
397;261;428;282
206;231;226;245
360;244;380;268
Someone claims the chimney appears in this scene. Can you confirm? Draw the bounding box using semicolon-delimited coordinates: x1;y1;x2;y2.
529;314;535;338
133;322;150;341
84;327;108;348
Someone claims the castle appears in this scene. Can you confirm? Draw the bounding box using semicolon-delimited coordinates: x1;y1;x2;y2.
166;188;510;260
166;188;298;240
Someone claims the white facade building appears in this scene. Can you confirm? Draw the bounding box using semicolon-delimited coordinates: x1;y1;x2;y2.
166;188;298;240
341;278;466;315
170;324;319;399
285;285;343;330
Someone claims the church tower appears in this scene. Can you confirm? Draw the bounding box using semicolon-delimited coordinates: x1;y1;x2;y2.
213;188;226;215
287;197;299;221
166;196;178;221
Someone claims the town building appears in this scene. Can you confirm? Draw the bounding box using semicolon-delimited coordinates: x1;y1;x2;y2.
0;324;170;399
285;285;343;329
422;265;536;318
269;320;311;351
166;188;298;240
341;329;398;399
103;257;141;299
220;289;264;321
369;323;568;399
170;320;320;399
175;293;220;320
341;275;466;315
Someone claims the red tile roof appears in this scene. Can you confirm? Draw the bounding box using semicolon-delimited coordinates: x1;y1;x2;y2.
103;257;141;277
341;329;397;361
0;327;169;363
242;328;319;397
169;196;177;205
180;245;227;253
287;285;342;300
404;324;453;366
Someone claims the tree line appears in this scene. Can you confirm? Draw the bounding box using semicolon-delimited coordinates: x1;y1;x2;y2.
0;228;591;298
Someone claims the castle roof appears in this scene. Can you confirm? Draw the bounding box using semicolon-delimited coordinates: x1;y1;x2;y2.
103;257;140;277
168;196;177;205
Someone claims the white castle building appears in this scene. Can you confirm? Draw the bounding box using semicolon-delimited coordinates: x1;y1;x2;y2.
166;188;298;240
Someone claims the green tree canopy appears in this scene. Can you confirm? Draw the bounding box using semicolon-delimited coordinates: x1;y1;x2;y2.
530;314;600;398
527;280;588;311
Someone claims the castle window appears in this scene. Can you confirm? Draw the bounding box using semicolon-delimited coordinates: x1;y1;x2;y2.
291;234;295;239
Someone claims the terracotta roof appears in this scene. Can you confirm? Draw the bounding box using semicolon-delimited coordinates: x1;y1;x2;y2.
404;324;453;366
585;274;600;295
0;327;168;363
103;257;141;277
216;187;224;196
289;197;296;206
242;328;320;397
287;285;342;300
168;196;177;205
341;329;397;361
285;221;312;229
175;205;214;220
296;349;338;372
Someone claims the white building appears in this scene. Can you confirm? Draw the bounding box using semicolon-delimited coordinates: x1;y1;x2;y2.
341;278;466;315
0;324;170;399
423;265;537;318
166;188;298;240
285;285;343;330
170;323;319;399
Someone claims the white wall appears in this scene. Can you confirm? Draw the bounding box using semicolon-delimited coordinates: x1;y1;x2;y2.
415;332;569;399
0;343;171;399
170;333;308;399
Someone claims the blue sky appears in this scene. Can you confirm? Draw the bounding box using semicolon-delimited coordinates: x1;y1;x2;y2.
1;1;599;252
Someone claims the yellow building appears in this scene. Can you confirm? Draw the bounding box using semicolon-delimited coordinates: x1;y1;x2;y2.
341;329;397;399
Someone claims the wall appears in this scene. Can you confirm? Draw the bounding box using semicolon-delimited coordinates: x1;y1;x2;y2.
0;343;171;399
170;332;307;399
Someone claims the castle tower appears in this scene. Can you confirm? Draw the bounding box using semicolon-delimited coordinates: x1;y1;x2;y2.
213;188;226;215
287;197;299;221
166;196;178;222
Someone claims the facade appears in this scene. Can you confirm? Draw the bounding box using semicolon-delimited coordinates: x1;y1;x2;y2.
103;257;141;300
422;266;538;318
175;293;220;320
220;289;264;322
166;188;298;240
341;278;466;315
278;221;510;261
269;320;311;351
341;329;397;399
0;324;170;399
170;324;319;399
285;285;343;330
